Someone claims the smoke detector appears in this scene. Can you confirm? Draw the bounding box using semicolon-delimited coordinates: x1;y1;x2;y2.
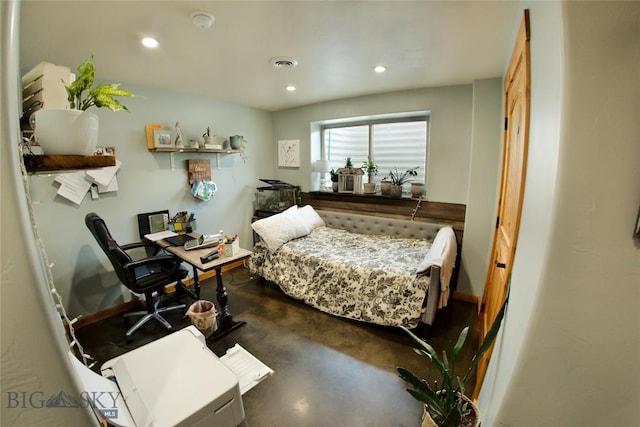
191;11;214;29
270;57;299;69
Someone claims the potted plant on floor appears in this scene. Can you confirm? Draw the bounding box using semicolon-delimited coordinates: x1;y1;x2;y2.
386;167;419;198
397;294;509;427
34;54;139;155
362;160;378;194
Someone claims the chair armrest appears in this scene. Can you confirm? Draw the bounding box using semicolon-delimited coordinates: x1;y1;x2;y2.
124;255;182;275
121;241;160;251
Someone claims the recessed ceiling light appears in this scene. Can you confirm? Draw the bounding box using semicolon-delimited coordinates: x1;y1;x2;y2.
191;11;215;29
141;37;159;48
285;85;297;92
374;65;387;73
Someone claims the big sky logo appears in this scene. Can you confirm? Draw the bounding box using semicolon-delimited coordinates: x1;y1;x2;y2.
6;390;121;419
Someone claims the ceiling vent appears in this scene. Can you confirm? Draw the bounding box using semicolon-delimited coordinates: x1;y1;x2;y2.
270;57;299;69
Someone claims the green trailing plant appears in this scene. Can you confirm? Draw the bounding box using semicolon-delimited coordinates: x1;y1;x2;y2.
203;127;212;138
362;160;378;183
65;54;139;111
330;169;339;183
397;293;509;427
386;166;419;186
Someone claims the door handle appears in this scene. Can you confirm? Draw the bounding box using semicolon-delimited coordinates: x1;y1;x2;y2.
495;260;506;269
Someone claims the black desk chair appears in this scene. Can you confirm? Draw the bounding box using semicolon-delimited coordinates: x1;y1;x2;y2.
85;213;189;342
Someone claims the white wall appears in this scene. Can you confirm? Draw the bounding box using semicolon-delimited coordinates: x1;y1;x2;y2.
459;78;502;296
479;2;640;425
27;84;273;316
1;2;98;424
271;85;473;203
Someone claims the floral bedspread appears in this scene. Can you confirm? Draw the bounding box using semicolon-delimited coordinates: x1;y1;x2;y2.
248;226;433;328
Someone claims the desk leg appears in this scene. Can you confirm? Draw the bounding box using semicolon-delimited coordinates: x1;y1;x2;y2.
175;266;200;301
209;266;246;341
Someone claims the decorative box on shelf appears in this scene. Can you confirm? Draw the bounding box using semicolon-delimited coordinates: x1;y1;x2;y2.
337;167;364;194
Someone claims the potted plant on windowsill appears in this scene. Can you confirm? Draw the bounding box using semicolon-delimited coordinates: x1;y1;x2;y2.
330;169;339;192
397;294;509;427
362;160;378;194
385;167;419;198
34;54;139;155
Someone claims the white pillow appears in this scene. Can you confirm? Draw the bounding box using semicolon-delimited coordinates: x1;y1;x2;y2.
251;206;310;251
298;205;326;230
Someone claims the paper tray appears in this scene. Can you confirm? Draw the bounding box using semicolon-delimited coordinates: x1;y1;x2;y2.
220;344;274;395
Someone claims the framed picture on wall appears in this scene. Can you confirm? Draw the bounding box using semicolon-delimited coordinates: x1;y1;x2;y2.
153;129;173;148
278;139;300;167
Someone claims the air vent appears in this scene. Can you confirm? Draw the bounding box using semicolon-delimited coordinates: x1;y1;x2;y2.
270;57;299;69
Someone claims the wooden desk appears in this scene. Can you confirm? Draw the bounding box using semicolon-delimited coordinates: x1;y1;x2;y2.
158;238;251;341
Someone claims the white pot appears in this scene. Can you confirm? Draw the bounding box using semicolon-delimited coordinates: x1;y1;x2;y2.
34;109;99;155
411;182;425;198
364;182;376;194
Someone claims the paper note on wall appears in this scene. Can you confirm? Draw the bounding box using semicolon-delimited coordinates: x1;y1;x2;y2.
54;172;93;205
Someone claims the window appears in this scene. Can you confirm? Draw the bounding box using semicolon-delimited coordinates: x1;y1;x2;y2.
321;115;429;186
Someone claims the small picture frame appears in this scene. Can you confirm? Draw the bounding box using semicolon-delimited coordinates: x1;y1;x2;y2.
153;129;173;148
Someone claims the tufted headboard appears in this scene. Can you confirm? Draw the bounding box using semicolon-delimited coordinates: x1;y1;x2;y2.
317;210;445;241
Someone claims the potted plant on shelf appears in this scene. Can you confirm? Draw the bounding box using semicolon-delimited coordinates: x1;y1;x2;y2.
202;127;214;146
34;54;139;155
397;294;509;427
385;167;419;198
330;169;339;192
362;160;378;194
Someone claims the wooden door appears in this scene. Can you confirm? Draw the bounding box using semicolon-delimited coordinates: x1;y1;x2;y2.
473;10;530;399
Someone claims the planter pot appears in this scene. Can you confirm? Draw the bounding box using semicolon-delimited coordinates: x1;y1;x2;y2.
411;182;425;198
229;135;246;149
34;109;99;155
380;180;392;195
389;184;403;198
332;182;339;192
363;182;376;194
421;394;480;427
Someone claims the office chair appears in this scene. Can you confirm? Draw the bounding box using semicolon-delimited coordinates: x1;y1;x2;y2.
85;213;189;342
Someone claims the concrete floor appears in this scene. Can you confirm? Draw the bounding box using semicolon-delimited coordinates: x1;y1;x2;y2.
76;266;479;427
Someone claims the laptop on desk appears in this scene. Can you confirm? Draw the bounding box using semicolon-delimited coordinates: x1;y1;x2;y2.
164;234;193;247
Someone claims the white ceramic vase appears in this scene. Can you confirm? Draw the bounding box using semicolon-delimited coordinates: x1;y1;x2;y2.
34;109;99;155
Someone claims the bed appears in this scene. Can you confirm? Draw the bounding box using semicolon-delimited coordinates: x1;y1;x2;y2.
248;205;458;330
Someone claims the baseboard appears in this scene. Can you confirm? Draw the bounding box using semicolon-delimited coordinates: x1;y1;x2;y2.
75;260;248;329
74;300;141;329
453;291;480;309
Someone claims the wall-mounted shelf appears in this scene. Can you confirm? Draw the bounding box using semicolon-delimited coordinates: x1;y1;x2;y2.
148;147;242;169
23;154;116;174
148;147;242;154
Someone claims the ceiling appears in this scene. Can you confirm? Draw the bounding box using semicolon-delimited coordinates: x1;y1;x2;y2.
19;1;519;112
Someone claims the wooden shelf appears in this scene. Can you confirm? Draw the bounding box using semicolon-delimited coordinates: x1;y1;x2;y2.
148;147;242;154
23;154;116;173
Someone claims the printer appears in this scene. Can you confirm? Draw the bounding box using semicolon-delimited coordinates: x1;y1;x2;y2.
69;326;246;427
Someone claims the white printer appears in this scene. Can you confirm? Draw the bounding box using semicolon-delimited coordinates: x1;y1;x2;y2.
69;326;246;427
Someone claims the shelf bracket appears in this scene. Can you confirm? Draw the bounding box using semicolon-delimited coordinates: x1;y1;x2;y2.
170;152;175;171
216;153;220;169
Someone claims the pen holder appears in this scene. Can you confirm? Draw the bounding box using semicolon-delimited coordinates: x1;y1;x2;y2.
169;220;197;233
222;239;239;257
